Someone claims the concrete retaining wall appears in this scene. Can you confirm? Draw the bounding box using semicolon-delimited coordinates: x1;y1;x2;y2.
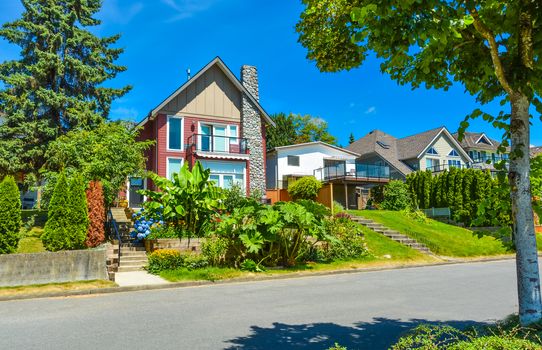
0;248;108;287
145;238;202;253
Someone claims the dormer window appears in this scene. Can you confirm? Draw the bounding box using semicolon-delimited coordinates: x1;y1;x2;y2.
476;134;492;145
448;149;459;157
426;147;438;155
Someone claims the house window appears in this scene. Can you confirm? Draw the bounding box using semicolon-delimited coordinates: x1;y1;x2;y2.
167;158;183;180
426;158;440;171
477;135;491;145
287;155;300;166
167;116;183;151
426;147;438;155
200;160;246;192
229;125;238;145
448;149;459;157
448;160;461;168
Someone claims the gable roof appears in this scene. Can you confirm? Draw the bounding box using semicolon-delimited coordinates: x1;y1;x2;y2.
452;132;504;152
348;126;473;176
269;141;360;157
138;57;275;127
347;130;413;176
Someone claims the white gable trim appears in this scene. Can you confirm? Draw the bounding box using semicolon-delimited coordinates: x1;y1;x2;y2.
416;127;473;162
138;57;275;128
475;133;494;146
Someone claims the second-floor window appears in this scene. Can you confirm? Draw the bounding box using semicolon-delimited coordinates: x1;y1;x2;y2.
288;155;300;166
167;116;184;151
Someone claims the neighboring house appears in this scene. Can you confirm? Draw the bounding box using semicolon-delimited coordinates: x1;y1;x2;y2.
132;57;275;208
348;126;472;180
531;146;542;158
266;141;390;209
453;131;509;169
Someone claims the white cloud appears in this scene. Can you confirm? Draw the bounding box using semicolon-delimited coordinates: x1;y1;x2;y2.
364;106;376;114
162;0;218;22
100;0;144;24
111;107;139;121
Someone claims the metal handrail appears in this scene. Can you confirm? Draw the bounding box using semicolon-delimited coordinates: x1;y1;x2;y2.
107;210;122;264
187;133;249;154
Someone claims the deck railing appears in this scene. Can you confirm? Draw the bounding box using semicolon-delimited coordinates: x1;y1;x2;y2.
314;163;390;182
187;134;248;154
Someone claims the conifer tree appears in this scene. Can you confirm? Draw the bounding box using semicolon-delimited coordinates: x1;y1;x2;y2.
42;172;70;251
0;0;130;180
85;180;105;248
68;174;88;249
0;176;22;253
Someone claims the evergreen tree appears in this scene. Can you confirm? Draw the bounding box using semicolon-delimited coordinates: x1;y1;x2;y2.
85;180;105;248
348;133;355;144
68;174;88;249
0;0;130;180
42;172;71;251
0;176;22;253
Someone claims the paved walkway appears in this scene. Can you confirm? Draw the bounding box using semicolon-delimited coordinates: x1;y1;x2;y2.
114;271;170;287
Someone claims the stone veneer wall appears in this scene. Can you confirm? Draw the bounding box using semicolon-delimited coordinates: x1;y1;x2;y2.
241;65;266;196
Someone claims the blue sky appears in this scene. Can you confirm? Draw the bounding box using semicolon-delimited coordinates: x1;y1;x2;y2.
1;0;541;146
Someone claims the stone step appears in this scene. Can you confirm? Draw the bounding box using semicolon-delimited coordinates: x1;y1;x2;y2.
117;265;146;273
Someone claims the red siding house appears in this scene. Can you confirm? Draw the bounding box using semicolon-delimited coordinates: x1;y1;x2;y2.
127;57;274;207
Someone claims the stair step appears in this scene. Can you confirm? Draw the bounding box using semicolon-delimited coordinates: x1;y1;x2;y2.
117;266;146;272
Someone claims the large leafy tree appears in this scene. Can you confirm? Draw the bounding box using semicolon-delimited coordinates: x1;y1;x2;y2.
266;112;337;150
297;0;542;324
43;121;153;207
0;0;130;181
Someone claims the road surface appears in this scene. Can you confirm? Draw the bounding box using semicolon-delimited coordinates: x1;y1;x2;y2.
0;260;521;349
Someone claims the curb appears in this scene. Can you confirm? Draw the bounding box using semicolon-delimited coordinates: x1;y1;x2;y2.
0;255;519;302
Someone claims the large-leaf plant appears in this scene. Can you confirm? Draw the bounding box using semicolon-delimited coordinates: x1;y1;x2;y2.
140;161;224;238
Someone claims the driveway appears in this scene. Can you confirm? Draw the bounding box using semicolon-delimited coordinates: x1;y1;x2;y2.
0;260;520;349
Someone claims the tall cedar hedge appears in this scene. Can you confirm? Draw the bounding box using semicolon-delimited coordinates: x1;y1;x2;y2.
0;176;21;253
85;180;105;247
406;169;510;227
43;173;89;251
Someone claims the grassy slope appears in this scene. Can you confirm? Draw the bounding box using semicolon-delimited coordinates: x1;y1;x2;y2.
353;210;509;257
0;280;116;297
17;227;45;254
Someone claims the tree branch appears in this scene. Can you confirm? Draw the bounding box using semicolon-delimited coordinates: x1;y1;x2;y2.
470;9;515;96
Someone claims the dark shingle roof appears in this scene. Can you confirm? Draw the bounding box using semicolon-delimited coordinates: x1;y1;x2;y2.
396;126;444;160
347;130;413;176
452;132;503;152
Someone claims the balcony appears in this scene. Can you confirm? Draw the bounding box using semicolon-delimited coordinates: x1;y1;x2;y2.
187;134;248;155
314;162;390;183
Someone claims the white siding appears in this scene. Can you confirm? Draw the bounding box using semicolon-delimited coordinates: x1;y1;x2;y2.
270;144;357;189
419;133;469;170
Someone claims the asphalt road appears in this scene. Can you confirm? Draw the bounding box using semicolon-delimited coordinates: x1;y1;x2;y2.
0;260;522;350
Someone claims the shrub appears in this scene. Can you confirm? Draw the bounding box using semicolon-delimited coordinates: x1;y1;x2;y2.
240;258;265;272
0;176;22;254
147;249;209;274
67;174;89;249
318;217;368;261
85;180;105;247
449;336;540;350
130;209;164;241
288;176;322;200
381;180;411;211
42;173;72;251
201;235;230;266
147;249;184;273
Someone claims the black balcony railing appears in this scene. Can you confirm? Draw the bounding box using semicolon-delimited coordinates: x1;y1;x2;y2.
314;163;390;182
187;134;248;154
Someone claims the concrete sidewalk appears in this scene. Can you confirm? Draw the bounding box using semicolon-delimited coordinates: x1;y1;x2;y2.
114;271;170;287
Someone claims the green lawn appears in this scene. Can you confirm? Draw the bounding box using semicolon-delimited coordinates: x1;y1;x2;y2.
0;280;116;297
17;227;45;254
352;210;510;257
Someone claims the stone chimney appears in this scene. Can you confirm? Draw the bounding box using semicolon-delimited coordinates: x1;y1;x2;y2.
240;65;265;196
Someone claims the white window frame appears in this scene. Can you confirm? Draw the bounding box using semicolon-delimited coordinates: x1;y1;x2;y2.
426;147;439;155
448;149;460;157
166;157;184;180
198;121;231;152
229;125;239;145
167;115;184;152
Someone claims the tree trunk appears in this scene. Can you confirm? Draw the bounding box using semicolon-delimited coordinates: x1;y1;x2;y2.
510;94;542;325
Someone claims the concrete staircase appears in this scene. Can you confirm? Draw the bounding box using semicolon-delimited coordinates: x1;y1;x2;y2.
350;214;432;254
109;208;148;273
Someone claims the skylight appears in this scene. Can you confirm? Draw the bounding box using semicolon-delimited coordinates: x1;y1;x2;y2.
376;141;390;149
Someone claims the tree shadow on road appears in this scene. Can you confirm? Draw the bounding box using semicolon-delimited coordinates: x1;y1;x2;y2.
223;317;489;350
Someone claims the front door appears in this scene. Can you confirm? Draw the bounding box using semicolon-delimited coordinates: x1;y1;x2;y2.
213;126;227;152
129;177;144;208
